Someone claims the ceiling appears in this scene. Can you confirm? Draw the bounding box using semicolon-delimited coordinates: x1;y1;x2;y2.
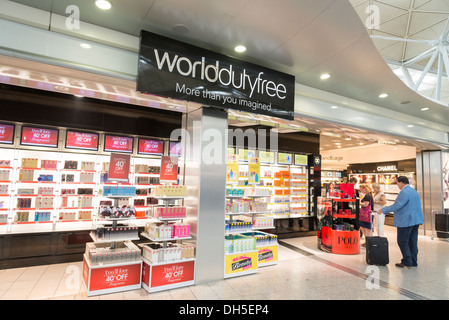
2;0;449;152
351;0;449;103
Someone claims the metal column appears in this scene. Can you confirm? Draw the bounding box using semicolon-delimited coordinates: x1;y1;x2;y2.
417;151;444;234
182;106;227;284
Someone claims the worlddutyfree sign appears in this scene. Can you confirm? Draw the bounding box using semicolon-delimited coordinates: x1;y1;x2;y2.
137;30;295;121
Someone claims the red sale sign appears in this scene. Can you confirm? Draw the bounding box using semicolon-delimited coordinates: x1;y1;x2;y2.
89;263;141;291
138;138;164;155
66;131;99;150
150;261;195;288
108;153;131;182
160;155;178;182
21;126;58;147
104;135;133;153
0;123;14;144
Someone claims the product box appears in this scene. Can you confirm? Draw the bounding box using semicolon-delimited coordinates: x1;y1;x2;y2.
81;162;95;171
21;158;38;168
78;211;92;220
0;185;8;194
0;160;11;167
154;185;187;197
41;160;57;169
0;214;8;224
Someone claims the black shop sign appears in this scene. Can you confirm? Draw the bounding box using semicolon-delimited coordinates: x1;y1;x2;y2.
137;30;295;120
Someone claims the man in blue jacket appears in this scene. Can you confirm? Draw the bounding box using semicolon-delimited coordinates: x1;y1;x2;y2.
378;176;424;268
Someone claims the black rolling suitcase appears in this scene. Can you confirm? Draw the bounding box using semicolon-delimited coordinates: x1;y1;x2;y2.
365;236;389;265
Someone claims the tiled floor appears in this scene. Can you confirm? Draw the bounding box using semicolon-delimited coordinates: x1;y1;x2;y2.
0;225;448;300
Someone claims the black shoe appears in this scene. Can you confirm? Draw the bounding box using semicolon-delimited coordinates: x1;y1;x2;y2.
395;263;409;268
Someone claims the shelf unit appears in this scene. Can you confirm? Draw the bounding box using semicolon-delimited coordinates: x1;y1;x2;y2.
83;194;142;297
224;191;278;279
140;192;196;293
0;147;166;234
234;160;311;219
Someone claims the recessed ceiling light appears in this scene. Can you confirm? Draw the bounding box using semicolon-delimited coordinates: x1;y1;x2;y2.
407;124;414;128
234;45;246;53
320;73;331;80
172;24;190;34
330;105;338;109
379;93;388;98
80;43;91;49
421;107;429;111
95;0;112;10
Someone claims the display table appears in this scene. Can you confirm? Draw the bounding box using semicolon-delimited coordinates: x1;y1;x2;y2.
317;226;360;254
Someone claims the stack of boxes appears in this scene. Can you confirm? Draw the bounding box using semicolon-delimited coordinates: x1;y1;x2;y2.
144;222;190;240
86;242;141;266
224;234;256;253
153;206;186;219
154;185;187;197
103;186;136;197
142;243;195;263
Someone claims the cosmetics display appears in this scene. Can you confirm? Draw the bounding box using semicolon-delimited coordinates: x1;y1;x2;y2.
99;205;136;218
102;186;136;197
84;188;143;296
85;241;141;266
154;185;187;197
94;226;139;241
317;196;360;255
225;220;253;233
140;185;196;293
152;206;187;219
142;242;195;264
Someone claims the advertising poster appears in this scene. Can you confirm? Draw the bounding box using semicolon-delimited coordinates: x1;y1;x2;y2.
88;263;141;292
160;155;178;182
224;251;258;276
108;153;131;182
294;154;308;166
443;152;449;209
248;157;260;183
258;245;278;265
66;131;99;150
104;135;133;153
150;261;195;288
278;152;292;165
21;126;58;148
138;138;164;155
259;151;274;163
0;123;14;144
227;154;238;183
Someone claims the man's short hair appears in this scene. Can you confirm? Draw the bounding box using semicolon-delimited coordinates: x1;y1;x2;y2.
397;176;409;184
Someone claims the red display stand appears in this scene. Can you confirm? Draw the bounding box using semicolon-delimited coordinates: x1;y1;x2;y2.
317;226;360;254
317;196;360;255
82;256;142;296
141;258;195;293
